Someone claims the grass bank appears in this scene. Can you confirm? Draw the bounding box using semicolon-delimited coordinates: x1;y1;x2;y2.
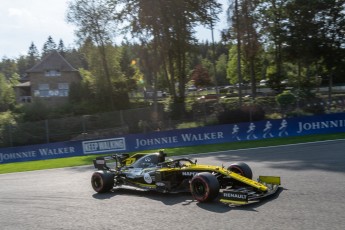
1;132;344;174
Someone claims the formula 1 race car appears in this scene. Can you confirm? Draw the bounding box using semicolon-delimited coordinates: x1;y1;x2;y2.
91;151;281;205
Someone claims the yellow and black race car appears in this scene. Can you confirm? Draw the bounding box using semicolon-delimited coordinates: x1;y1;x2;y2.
91;151;281;205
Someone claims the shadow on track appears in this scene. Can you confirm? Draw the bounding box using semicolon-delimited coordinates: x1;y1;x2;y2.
196;186;284;213
92;186;284;213
208;140;345;174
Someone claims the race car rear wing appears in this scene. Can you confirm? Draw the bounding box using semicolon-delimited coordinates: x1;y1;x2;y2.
92;151;166;170
93;154;130;170
93;156;113;170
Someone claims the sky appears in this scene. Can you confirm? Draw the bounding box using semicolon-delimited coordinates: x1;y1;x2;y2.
0;0;227;59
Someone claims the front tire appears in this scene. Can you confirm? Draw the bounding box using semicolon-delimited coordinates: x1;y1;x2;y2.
91;171;114;193
190;172;220;202
228;162;253;179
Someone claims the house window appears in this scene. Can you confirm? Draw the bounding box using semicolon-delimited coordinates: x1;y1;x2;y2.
35;83;69;97
58;83;69;97
45;70;61;77
37;84;50;97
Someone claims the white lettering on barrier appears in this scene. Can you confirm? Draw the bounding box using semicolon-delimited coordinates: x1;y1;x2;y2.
135;136;178;149
83;142;99;152
0;151;37;163
83;138;126;154
134;132;224;149
181;132;224;142
297;120;345;133
39;147;75;156
0;147;77;163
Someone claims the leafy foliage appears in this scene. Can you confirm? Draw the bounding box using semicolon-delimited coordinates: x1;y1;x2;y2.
191;64;212;87
276;90;296;108
0;73;15;112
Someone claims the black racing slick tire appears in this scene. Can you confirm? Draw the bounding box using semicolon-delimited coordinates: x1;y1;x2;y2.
91;171;115;193
228;162;253;179
190;172;220;202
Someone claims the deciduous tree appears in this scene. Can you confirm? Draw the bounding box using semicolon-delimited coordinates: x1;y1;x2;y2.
67;0;120;110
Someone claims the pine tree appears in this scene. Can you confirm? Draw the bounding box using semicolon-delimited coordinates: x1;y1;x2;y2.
27;42;39;67
57;39;66;56
42;36;57;56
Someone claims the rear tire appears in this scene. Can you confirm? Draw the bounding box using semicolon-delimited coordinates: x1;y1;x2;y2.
228;162;253;179
190;172;220;202
91;171;114;193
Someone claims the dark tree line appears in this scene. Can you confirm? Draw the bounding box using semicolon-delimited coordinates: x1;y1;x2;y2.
226;0;345;101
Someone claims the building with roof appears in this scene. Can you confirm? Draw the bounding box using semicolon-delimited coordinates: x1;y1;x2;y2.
14;51;81;106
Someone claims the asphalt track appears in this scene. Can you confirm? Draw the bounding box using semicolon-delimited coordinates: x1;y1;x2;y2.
1;140;345;230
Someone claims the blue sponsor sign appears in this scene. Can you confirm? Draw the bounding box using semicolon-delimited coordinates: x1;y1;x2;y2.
0;141;83;164
121;113;345;152
124;126;226;152
1;113;345;164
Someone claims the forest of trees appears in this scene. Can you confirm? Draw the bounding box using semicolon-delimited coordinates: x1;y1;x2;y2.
0;0;344;122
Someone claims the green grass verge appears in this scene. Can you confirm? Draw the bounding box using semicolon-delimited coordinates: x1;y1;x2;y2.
1;132;344;174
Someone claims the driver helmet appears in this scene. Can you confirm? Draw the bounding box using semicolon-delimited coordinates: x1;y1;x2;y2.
157;150;167;163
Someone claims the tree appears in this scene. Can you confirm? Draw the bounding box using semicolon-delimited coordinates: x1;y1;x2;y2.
316;0;345;81
57;39;66;56
227;0;245;104
27;42;40;67
215;53;229;86
68;68;99;113
0;58;17;80
283;1;325;79
269;1;345;92
15;42;40;77
67;0;121;110
119;0;222;116
119;43;136;80
0;73;15;111
16;56;28;77
0;111;17;147
227;45;245;85
77;38;129;110
256;0;289;86
239;0;262;98
191;64;212;88
42;36;57;56
276;90;296;116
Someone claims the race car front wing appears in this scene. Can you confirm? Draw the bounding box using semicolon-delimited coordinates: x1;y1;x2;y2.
219;176;281;205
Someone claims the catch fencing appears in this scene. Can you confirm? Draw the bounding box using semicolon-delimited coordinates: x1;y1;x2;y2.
1;91;345;148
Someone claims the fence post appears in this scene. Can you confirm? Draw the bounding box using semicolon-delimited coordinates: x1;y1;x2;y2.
82;115;87;134
81;115;91;140
45;119;50;143
8;124;13;147
120;110;125;125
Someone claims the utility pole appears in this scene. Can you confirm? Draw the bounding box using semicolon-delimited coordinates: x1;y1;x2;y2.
210;7;219;100
235;0;243;106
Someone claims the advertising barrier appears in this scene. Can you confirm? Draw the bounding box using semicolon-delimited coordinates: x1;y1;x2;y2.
1;112;345;164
